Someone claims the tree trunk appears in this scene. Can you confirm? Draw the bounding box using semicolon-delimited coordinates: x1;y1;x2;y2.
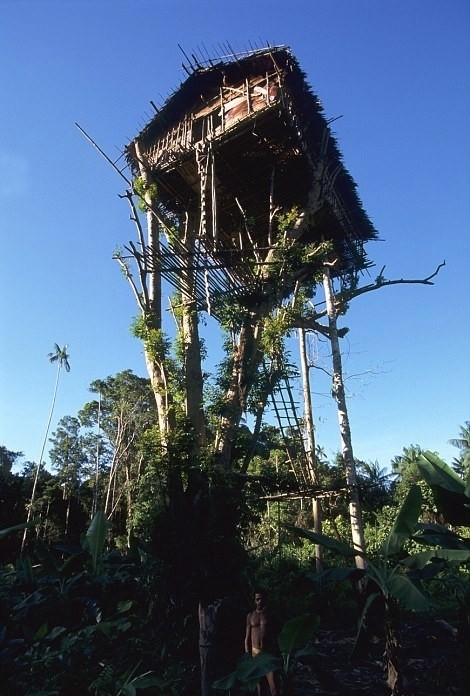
322;267;367;569
134;141;174;444
64;490;71;538
384;599;410;696
298;327;323;571
198;599;221;696
214;318;263;468
241;370;275;473
92;391;102;518
22;360;62;553
180;221;206;451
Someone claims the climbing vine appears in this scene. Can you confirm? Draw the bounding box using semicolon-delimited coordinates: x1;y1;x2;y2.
131;314;170;362
133;175;159;212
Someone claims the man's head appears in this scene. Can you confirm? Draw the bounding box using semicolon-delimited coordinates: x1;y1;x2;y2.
254;592;265;610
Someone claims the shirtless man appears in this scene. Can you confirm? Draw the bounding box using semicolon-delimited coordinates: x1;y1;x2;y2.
244;591;278;696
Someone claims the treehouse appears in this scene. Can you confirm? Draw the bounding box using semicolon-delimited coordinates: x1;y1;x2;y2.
126;46;377;310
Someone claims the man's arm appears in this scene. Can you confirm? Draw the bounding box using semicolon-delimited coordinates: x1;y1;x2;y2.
244;613;252;653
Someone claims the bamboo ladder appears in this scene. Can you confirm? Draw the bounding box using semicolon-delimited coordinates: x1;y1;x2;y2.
270;372;315;490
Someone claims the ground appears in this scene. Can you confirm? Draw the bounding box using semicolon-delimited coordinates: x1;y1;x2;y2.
291;616;468;695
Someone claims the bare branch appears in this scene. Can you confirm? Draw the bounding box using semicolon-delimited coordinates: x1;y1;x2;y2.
75;123;133;187
293;317;331;337
124;190;148;261
126;240;151;309
308;260;446;319
76;123;176;240
311;363;332;378
116;190;153;310
114;256;146;313
335;260;446;310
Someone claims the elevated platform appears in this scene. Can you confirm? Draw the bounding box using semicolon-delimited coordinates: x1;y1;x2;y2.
127;47;377;309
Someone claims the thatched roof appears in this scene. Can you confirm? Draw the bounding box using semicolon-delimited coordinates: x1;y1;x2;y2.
126;46;377;306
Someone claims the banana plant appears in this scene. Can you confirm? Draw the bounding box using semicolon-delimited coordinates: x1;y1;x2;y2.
83;510;109;572
0;520;37;540
0;511;152;695
288;484;470;696
416;450;470;526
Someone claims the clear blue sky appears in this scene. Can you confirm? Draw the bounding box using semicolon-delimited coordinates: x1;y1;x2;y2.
1;0;469;471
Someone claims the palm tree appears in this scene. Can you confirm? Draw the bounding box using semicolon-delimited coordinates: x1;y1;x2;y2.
21;344;70;552
390;444;423;476
449;421;470;477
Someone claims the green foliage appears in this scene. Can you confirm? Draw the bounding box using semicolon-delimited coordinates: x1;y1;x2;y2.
363;505;399;557
269;204;332;290
0;520;37;540
259;309;295;359
290;485;441;610
287;482;470;693
381;483;423;557
277;613;319;674
275;206;301;234
291;481;470;622
133;177;183;245
390;444;439;523
0;445;22;474
213;651;276;692
89;663;174;696
449;420;470;478
266;237;328;293
127;427;166;538
84;511;109;572
0;512;197;695
213;292;260;334
133;176;159;213
213;613;319;692
416;450;470;526
131;315;170;361
356;459;395;521
48;343;71;373
417;451;467;492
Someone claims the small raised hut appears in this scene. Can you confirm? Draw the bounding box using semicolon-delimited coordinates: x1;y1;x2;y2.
126;45;376;310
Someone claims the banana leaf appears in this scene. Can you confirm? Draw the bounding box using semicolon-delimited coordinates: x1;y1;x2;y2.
213;652;281;690
385;573;429;612
84;511;108;571
286;524;365;558
412;523;470;550
381;484;422;557
0;520;37;540
417;452;466;493
401;548;470;570
277;614;319;654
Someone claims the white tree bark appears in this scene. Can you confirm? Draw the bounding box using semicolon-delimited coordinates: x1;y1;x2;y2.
134;141;174;443
322;267;367;569
298;327;323;571
180;221;206;451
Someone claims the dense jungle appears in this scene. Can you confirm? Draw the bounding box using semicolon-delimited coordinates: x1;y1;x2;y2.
1;403;469;695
